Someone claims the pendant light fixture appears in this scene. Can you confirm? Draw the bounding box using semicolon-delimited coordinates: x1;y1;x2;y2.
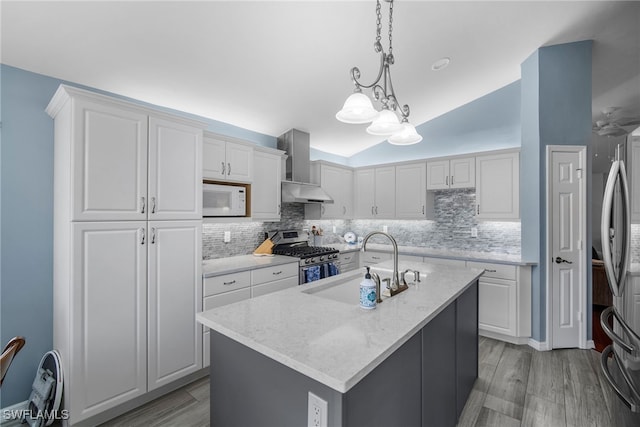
336;0;422;145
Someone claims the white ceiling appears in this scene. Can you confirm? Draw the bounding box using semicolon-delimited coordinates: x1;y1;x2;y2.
2;1;639;157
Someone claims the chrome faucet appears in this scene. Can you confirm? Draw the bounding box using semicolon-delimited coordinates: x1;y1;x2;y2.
402;269;421;286
369;272;383;303
362;231;408;296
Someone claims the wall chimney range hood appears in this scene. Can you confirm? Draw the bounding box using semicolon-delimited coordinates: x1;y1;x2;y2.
277;129;334;204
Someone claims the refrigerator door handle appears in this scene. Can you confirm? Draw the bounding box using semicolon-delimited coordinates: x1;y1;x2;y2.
601;345;640;412
600;306;639;355
601;155;631;297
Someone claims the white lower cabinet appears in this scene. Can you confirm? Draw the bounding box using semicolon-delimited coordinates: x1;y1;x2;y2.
202;261;298;367
63;221;202;423
468;261;531;343
339;251;360;273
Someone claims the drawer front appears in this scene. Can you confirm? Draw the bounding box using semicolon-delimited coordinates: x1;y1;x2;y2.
340;262;358;273
467;261;516;280
204;287;251;311
339;252;359;265
361;251;391;265
251;276;298;298
251;262;298;285
204;271;251;297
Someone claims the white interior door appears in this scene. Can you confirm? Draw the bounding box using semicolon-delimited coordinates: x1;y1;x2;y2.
549;148;585;349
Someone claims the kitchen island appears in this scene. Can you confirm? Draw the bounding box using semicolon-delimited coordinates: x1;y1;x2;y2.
197;260;483;427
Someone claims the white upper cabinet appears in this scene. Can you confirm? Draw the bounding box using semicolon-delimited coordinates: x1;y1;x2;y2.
203;135;253;183
47;86;204;222
148;117;203;220
396;162;433;219
252;149;284;221
475;151;520;220
354;166;396;219
305;162;353;219
630;139;640;222
69;97;149;221
427;157;475;190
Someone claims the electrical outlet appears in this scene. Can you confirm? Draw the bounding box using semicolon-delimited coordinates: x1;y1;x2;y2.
224;231;231;242
383;225;388;233
307;392;328;427
332;225;337;233
470;227;478;238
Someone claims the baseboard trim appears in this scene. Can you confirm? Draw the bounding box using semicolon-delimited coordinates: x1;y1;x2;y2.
585;340;595;350
528;338;551;351
479;329;529;346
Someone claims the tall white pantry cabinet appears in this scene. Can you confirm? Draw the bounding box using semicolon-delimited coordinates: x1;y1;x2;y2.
46;85;205;425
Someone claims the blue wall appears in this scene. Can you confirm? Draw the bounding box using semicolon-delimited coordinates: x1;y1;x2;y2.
0;65;276;406
520;41;593;344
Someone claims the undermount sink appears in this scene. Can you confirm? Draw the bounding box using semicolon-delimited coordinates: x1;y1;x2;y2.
302;267;410;305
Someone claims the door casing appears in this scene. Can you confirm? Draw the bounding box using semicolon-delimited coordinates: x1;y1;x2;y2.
545;145;589;349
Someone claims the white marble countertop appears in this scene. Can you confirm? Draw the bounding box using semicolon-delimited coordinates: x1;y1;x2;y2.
197;259;483;393
325;243;534;266
202;254;299;278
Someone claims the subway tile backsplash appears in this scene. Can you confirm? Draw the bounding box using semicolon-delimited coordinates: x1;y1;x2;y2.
203;189;521;259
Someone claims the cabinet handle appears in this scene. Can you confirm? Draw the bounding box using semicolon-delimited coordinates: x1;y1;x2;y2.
151;227;156;244
151;197;156;214
343;206;346;215
321;205;325;215
372;256;380;260
221;162;226;175
228;163;231;175
485;269;497;273
477;205;480;215
371;206;375;215
375;206;378;215
223;280;236;286
141;197;146;214
278;204;281;216
272;271;282;275
140;228;145;245
451;175;454;185
446;176;449;186
422;205;425;214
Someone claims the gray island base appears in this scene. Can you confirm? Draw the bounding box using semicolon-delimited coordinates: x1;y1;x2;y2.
197;260;482;427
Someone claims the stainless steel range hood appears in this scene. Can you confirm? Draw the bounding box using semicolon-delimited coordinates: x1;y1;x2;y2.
277;129;334;204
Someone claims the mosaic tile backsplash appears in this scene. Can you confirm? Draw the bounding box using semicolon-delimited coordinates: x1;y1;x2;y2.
203;189;521;259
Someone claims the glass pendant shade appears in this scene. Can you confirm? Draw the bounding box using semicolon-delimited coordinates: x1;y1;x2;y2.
336;93;379;124
366;109;403;135
388;122;423;145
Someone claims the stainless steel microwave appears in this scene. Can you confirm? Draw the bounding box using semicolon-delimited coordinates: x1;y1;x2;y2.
203;183;246;217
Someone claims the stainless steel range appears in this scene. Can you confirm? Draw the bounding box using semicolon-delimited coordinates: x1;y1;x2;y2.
269;230;340;284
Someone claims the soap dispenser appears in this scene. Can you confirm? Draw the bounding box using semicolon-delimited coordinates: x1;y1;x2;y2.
360;266;377;310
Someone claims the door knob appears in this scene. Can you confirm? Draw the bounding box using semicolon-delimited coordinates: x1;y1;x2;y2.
555;257;573;264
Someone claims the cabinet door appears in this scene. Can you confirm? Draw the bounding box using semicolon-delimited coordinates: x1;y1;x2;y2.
374;166;396;218
426;160;450;190
342;168;354;218
203;137;227;180
476;152;520;219
147;221;202;391
148;117;202;220
450;157;475;188
395;163;427;219
252;151;281;220
630;141;640;222
72;98;148;221
71;222;147;420
355;169;376;218
478;277;516;336
319;164;350;218
226;142;253;182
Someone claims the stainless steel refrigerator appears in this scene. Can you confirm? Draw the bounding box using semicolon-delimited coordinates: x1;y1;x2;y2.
600;139;640;420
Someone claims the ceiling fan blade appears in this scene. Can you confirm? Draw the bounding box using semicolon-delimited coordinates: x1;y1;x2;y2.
614;117;640;127
597;127;628;137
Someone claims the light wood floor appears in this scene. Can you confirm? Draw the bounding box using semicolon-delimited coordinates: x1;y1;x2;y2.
99;337;640;426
